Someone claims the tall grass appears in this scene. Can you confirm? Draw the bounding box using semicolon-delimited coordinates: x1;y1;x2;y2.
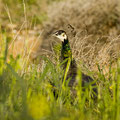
1;27;120;120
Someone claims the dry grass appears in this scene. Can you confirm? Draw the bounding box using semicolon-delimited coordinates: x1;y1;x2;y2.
0;0;45;62
1;0;120;74
40;0;120;74
8;26;42;60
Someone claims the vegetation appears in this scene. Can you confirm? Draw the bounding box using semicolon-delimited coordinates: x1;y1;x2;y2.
0;0;62;24
1;0;120;120
1;27;120;120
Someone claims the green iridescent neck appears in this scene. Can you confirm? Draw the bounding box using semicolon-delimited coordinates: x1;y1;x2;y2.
61;39;72;60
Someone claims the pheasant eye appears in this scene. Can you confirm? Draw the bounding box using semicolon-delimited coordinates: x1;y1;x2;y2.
62;33;65;37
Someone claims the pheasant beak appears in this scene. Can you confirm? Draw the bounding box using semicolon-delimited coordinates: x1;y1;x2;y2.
52;33;56;37
52;31;59;37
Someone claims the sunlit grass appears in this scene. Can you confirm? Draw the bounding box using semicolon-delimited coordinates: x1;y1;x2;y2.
0;27;120;120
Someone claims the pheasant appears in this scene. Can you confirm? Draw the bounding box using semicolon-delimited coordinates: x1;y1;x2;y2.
52;30;97;95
